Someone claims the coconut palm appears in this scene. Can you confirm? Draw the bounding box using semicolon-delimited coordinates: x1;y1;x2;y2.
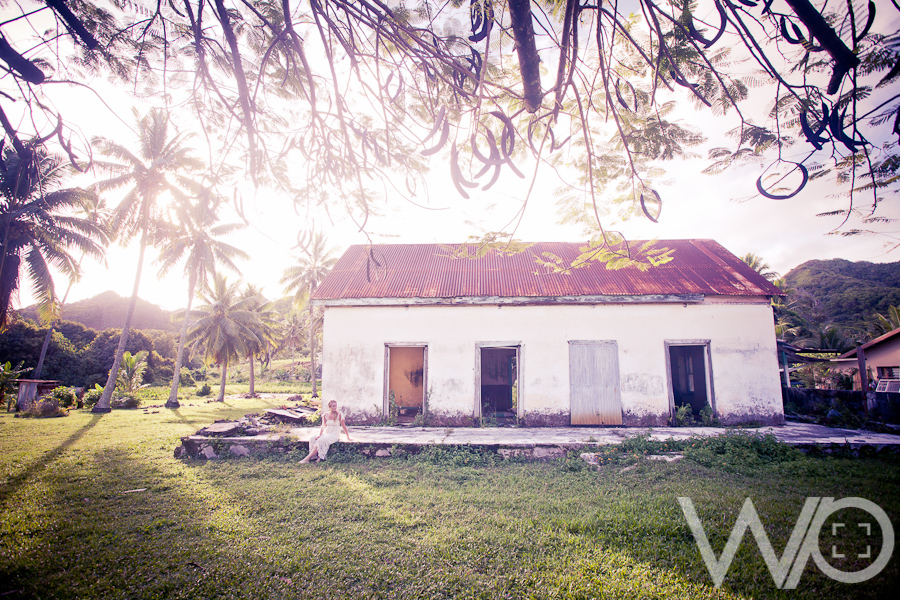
186;274;263;402
280;233;338;397
33;195;111;379
797;325;853;354
91;108;203;413
157;187;247;408
873;306;900;337
116;350;149;397
0;144;106;330
278;310;306;378
238;285;280;397
741;253;779;282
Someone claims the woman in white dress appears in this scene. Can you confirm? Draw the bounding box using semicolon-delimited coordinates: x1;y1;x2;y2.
300;399;351;463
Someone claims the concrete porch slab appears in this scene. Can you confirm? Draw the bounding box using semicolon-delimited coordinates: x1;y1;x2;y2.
176;420;900;460
283;422;900;447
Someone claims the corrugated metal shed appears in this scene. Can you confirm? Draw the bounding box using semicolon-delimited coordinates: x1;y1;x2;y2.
311;240;783;303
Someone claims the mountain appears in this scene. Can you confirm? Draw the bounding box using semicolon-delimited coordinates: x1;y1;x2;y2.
19;291;176;332
782;259;900;326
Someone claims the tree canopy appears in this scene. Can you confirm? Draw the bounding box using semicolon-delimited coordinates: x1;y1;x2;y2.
1;1;898;265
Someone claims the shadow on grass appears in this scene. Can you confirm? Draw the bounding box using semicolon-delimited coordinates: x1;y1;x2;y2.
164;408;210;426
0;413;104;504
2;446;312;599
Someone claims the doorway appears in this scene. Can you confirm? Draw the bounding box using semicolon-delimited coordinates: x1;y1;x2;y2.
666;342;713;418
385;345;426;421
477;345;520;421
568;341;623;425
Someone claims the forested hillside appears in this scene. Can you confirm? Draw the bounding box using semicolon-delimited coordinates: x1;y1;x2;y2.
782;259;900;328
19;291;176;332
0;318;180;388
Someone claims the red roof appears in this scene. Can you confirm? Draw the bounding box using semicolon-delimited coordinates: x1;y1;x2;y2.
838;327;900;359
311;240;783;303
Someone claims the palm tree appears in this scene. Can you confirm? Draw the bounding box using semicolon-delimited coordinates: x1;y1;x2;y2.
774;317;800;343
157;187;247;408
33;195;111;379
0;143;106;330
186;274;263;402
741;253;780;282
1;360;28;411
280;233;338;397
797;325;853;354
278;310;306;378
238;284;279;397
873;306;900;337
91;108;203;413
116;350;149;397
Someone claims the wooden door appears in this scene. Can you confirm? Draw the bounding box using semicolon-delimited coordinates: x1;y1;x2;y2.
569;341;622;425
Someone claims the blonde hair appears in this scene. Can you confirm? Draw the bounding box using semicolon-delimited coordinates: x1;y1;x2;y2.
326;400;339;419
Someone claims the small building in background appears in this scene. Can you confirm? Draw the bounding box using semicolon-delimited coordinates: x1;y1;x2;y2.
835;328;900;388
310;240;785;427
14;379;60;411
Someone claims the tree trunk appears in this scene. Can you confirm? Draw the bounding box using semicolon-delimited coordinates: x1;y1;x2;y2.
33;325;54;380
217;358;228;402
290;344;295;378
248;353;256;397
167;269;198;408
508;0;542;113
309;305;317;398
94;200;150;413
34;251;84;379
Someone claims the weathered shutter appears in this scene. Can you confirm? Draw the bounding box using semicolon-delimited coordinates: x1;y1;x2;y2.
569;341;622;425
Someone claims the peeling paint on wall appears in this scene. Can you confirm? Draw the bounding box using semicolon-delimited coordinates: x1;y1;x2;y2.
621;373;664;395
321;303;784;427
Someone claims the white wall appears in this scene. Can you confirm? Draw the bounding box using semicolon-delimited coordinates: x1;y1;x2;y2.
320;302;784;426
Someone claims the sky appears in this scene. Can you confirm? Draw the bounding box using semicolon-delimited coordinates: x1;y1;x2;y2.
50;146;894;313
8;1;899;313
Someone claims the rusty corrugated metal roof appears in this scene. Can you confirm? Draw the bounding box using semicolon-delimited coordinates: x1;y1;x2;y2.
311;240;783;302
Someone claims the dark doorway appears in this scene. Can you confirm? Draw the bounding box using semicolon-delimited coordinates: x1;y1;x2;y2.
479;347;518;418
668;344;709;416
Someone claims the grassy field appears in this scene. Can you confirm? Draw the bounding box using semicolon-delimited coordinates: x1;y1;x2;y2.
1;398;897;599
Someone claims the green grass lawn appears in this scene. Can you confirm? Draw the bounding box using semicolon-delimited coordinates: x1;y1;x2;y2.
1;400;897;599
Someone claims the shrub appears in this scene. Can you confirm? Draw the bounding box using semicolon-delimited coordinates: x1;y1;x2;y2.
46;386;78;408
111;396;140;409
154;365;174;384
699;404;719;426
179;368;196;387
82;384;103;407
21;398;68;418
682;431;803;473
619;434;685;455
673;404;696;426
196;383;212;397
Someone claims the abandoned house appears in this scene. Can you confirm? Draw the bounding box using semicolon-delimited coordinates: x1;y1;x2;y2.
309;240;785;427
